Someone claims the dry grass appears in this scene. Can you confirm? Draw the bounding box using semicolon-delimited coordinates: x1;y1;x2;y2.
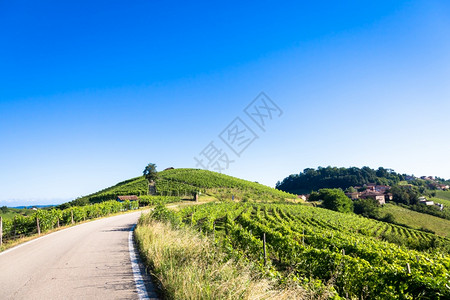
135;216;332;300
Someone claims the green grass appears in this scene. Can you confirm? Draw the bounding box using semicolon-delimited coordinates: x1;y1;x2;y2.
435;190;450;201
429;197;450;208
380;203;450;237
0;208;35;221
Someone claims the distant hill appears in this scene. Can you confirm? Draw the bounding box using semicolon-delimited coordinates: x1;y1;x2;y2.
276;166;404;194
60;168;295;208
12;205;56;209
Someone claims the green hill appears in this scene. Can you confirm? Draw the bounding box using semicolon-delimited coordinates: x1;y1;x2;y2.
60;168;296;208
59;176;148;208
156;168;296;201
276;166;405;194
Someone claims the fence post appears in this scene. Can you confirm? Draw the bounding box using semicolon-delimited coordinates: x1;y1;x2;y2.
0;216;3;246
263;232;267;266
406;263;411;274
37;217;41;236
71;210;74;224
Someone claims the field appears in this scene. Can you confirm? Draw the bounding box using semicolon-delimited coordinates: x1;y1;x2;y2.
0;208;35;221
141;202;450;299
435;190;450;201
430;197;450;208
380;203;450;238
156;168;296;201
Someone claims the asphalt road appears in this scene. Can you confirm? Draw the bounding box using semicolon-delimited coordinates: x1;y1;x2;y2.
0;211;158;300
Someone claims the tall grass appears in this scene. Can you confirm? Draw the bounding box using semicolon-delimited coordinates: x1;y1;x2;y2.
135;214;329;300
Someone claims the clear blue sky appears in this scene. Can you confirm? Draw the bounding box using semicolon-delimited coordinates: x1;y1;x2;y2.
1;1;450;206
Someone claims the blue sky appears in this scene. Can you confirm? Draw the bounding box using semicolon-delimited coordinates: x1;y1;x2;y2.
1;1;450;206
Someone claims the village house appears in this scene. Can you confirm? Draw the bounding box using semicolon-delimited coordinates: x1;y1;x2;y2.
418;196;434;206
437;184;449;190
345;184;392;204
345;191;359;200
117;195;139;202
359;190;386;205
298;195;307;201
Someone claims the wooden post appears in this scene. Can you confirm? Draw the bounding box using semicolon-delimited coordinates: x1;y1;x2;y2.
263;232;267;266
37;217;41;236
406;263;411;274
0;216;3;246
57;219;60;228
302;229;305;245
342;249;345;255
71;210;74;224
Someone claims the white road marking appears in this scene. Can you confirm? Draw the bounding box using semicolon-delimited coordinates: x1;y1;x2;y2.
129;224;150;300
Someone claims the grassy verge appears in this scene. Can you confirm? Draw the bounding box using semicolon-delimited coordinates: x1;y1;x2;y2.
135;213;331;300
380;204;450;237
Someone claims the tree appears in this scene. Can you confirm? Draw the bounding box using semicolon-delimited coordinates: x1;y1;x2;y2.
390;185;420;205
0;206;7;213
316;188;353;213
354;198;380;219
143;163;158;182
345;186;357;193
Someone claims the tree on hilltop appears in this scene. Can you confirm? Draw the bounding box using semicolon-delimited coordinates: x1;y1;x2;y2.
143;163;158;183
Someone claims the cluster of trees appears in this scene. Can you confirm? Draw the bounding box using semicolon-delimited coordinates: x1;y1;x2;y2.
309;188;396;222
307;184;450;223
309;189;353;213
389;185;421;205
276;166;404;194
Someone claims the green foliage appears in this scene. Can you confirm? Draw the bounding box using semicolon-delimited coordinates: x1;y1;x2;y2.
151;202;450;299
1;206;7;213
435;190;450;201
314;188;353;213
143;163;158;182
138;195;181;206
380;204;450;238
59;168;295;208
390;185;420;205
59;177;148;208
2;200;139;243
277;166;404;194
156;168;295;200
354;198;381;219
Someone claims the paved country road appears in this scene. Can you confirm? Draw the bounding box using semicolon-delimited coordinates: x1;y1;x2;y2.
0;211;158;300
